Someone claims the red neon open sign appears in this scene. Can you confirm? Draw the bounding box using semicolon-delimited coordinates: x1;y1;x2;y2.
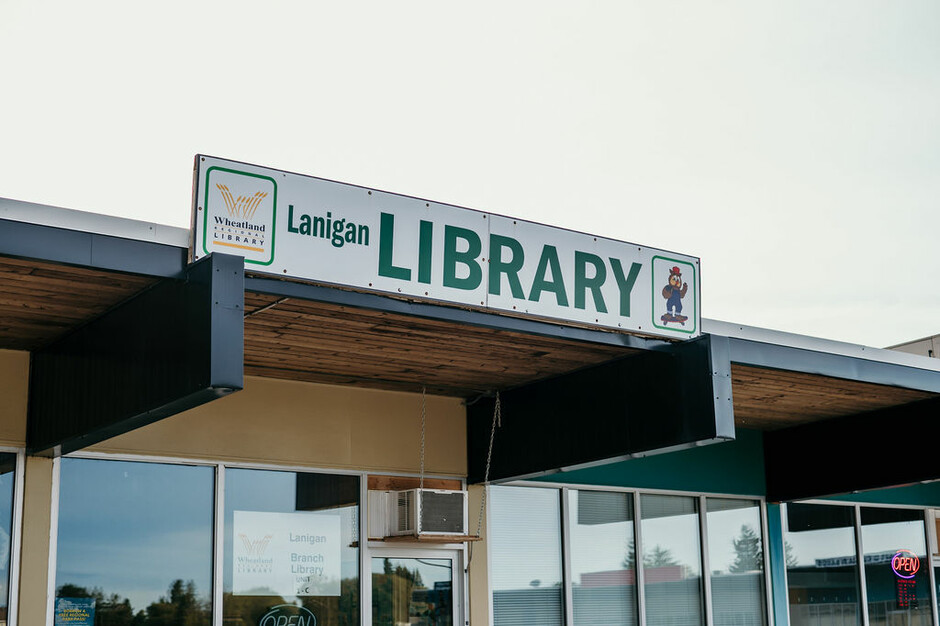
891;550;920;579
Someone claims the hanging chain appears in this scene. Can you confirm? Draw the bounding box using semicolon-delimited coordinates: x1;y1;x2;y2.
419;386;427;492
475;391;500;537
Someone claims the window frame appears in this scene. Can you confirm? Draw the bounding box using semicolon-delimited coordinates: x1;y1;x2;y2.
0;447;25;626
488;481;775;626
781;499;940;626
49;450;469;626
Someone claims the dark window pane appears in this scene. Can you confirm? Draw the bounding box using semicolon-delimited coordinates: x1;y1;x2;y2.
54;458;214;625
0;453;16;619
568;490;637;626
641;494;704;626
785;503;861;626
860;507;933;626
223;468;360;626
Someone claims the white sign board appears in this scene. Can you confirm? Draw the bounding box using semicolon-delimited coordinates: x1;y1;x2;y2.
193;155;700;339
233;510;342;597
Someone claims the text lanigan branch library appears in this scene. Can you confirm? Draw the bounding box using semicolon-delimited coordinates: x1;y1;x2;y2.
1;155;939;626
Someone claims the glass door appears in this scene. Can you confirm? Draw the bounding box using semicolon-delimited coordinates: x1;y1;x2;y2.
371;548;462;626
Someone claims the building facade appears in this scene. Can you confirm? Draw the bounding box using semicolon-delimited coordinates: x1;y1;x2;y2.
1;186;940;626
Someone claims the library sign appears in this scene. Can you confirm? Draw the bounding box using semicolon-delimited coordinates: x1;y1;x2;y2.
193;155;700;340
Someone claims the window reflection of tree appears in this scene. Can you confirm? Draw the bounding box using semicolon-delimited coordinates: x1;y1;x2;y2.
56;579;211;625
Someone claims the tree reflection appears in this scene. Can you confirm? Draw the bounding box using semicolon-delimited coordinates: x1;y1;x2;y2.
56;580;210;625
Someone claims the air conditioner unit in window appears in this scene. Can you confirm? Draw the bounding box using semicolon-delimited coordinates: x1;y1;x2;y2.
388;489;468;536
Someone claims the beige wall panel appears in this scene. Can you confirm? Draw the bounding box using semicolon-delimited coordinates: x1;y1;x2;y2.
467;484;491;626
17;455;54;625
0;349;28;446
91;376;467;476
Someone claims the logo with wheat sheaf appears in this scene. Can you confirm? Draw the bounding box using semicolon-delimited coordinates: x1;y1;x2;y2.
202;167;277;265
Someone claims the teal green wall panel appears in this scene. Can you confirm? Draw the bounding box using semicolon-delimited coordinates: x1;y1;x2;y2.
766;503;790;626
532;428;766;496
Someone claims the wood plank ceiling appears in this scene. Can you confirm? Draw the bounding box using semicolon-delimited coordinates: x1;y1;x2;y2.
2;254;935;429
0;256;157;350
243;292;634;397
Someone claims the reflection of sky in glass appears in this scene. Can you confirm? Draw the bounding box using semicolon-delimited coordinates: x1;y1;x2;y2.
224;468;360;598
0;454;16;609
640;495;701;575
55;458;214;612
490;486;562;589
785;505;858;566
568;490;634;583
706;501;761;573
371;558;452;587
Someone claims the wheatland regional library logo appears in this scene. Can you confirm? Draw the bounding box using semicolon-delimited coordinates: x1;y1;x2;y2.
202;167;277;265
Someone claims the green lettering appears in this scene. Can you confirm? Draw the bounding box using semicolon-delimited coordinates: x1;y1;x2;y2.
378;213;411;281
528;245;568;306
609;259;642;316
574;251;607;312
288;204;299;234
299;213;311;236
488;234;525;298
442;225;482;290
418;220;433;284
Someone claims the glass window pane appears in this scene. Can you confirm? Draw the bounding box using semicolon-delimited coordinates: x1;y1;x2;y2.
0;453;16;618
223;468;360;626
706;498;767;626
860;507;933;626
641;494;704;626
785;503;861;626
568;490;637;626
372;557;453;626
490;486;563;626
55;458;214;624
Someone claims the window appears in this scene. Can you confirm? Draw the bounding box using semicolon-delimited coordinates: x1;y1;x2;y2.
706;498;766;626
0;453;16;621
223;468;360;626
490;486;769;626
860;507;932;626
490;485;564;626
641;494;704;626
54;458;215;625
785;503;862;626
568;490;637;626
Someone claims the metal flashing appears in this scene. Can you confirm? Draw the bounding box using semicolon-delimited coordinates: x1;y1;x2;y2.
705;319;940;373
0;196;189;247
0;217;187;278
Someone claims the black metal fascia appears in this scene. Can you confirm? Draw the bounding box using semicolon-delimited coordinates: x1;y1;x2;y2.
245;275;668;350
764;394;940;502
466;334;736;484
26;252;244;456
725;337;940;393
0;218;188;278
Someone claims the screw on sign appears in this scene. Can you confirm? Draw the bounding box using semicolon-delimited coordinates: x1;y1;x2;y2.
258;605;316;626
891;550;920;579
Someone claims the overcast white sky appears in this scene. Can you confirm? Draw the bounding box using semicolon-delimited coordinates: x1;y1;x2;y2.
2;1;938;347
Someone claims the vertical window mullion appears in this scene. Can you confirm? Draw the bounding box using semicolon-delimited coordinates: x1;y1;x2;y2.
760;502;776;626
701;496;714;626
213;464;225;626
635;491;647;626
853;504;870;626
361;474;371;626
927;510;939;626
561;488;574;626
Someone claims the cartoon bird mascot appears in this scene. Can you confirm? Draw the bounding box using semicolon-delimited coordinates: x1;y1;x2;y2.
662;266;688;321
